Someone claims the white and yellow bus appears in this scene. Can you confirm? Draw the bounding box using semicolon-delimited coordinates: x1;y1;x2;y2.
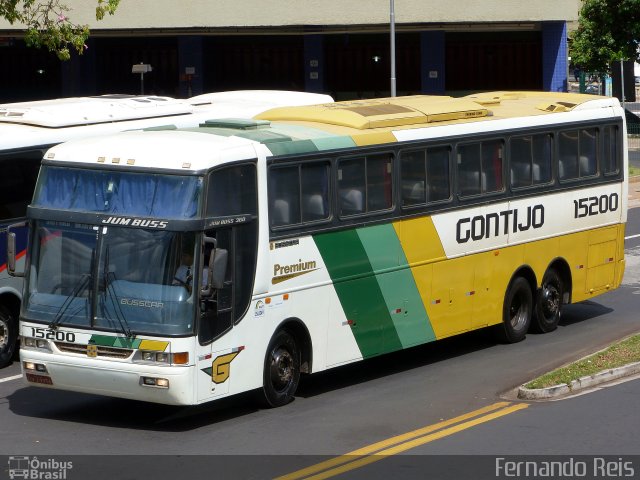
0;90;333;368
12;91;626;407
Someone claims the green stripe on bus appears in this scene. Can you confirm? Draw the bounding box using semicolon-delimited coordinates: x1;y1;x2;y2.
356;224;436;347
313;229;402;358
311;136;357;151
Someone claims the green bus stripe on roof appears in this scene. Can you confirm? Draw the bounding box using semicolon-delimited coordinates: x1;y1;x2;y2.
311;136;357;151
313;229;402;358
356;224;436;347
266;139;319;156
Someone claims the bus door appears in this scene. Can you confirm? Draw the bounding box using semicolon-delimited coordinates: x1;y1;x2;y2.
197;163;258;401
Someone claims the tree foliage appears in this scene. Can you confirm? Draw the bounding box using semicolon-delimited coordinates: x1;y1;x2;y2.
570;0;640;73
0;0;120;60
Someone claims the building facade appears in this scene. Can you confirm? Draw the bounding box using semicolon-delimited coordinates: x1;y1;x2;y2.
0;0;580;101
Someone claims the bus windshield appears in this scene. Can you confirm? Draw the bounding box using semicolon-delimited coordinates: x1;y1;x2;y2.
23;221;197;336
33;166;202;218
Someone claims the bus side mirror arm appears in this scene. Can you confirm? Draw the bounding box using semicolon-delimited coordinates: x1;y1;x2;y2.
6;221;27;278
201;236;228;298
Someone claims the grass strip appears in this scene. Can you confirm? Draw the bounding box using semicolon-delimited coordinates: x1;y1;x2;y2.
526;334;640;389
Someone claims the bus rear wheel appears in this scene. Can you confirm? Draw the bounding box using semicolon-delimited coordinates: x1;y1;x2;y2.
531;269;563;333
0;306;18;368
497;277;532;343
261;330;300;408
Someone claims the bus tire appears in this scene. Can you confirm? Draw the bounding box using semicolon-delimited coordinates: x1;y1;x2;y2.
531;269;563;333
261;330;300;408
0;306;18;368
497;277;532;343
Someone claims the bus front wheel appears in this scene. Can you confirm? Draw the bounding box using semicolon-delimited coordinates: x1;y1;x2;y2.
261;330;300;408
531;269;563;333
0;306;18;368
497;277;532;343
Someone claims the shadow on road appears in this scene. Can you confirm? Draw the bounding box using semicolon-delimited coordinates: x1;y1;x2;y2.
4;298;618;432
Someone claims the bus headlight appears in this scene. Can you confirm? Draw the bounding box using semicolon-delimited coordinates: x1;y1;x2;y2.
138;351;189;365
21;337;51;351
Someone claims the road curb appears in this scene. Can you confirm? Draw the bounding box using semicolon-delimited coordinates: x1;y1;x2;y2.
517;361;640;400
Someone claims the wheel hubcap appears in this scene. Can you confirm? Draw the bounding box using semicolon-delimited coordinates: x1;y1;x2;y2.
270;347;294;391
509;294;527;329
0;318;7;350
541;284;560;317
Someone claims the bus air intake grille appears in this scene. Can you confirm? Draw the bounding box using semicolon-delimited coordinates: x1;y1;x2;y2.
55;342;134;359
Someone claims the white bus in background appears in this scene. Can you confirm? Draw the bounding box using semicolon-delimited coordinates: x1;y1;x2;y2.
0;90;333;367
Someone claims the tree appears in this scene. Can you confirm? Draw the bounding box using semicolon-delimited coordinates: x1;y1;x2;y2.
0;0;120;60
570;0;640;74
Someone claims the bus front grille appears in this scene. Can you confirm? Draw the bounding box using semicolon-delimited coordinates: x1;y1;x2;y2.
55;342;134;359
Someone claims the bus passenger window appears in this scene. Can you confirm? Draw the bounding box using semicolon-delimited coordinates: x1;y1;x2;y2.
457;144;481;196
579;129;597;177
426;146;450;202
400;150;426;206
481;140;503;193
301;163;330;222
269;166;301;226
366;154;393;212
559;130;579;180
603;126;619;175
531;134;552;184
510;136;532;187
510;134;552;188
268;161;330;227
338;158;366;216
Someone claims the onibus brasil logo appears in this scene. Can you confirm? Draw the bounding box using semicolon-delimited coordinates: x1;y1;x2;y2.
7;456;73;479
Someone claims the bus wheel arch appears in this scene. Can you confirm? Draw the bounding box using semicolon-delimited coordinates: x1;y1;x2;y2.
496;268;535;344
260;319;312;408
532;259;571;333
0;293;21;368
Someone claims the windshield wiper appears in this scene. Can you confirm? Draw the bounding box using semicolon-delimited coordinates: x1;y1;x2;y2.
49;273;92;330
101;245;133;338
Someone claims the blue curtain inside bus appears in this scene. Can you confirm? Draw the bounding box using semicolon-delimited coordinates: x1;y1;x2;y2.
33;167;202;218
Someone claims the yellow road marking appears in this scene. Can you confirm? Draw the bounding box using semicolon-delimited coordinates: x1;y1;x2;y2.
276;401;529;480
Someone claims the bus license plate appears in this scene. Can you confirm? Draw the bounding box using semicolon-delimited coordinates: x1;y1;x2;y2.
25;373;53;385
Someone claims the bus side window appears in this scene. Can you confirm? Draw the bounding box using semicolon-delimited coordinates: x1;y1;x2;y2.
270;166;301;226
457;144;481;196
579;128;597;177
366;153;393;211
301;162;330;222
510;134;552;188
400;150;427;206
559;130;579;180
481;140;503;193
532;134;552;184
426;146;451;202
603;126;619;175
338;158;366;216
268;161;330;227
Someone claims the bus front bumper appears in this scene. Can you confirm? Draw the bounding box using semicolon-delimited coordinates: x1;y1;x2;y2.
19;349;195;405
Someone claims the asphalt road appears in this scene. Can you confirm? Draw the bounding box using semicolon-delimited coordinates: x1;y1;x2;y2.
1;211;639;480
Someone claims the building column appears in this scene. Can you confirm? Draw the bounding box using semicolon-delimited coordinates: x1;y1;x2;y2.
60;38;97;96
304;34;325;93
542;21;568;92
178;36;204;98
421;31;445;94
